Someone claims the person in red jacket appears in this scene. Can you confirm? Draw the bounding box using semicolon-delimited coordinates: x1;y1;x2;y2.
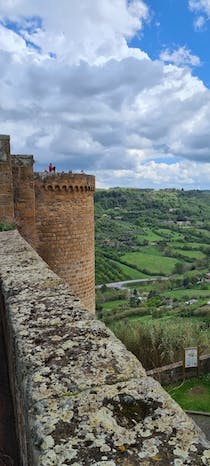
49;163;53;172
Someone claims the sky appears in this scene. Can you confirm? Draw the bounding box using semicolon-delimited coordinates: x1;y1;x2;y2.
1;0;210;189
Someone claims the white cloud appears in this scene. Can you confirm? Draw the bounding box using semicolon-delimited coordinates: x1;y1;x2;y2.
194;15;206;29
160;46;200;67
189;0;210;16
0;0;149;64
95;160;210;189
0;0;210;189
189;0;210;29
0;24;26;56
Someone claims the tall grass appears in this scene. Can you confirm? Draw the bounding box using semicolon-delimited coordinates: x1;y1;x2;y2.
111;320;209;370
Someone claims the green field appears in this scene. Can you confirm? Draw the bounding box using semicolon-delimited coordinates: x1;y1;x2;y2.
155;228;184;240
137;229;162;242
172;249;205;259
170;242;206;250
165;375;210;412
112;261;149;279
163;288;210;299
121;251;181;275
103;299;128;309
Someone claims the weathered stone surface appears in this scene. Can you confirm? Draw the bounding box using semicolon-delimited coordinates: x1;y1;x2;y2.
0;231;209;465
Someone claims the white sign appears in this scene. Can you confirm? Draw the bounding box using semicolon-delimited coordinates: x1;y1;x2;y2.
184;347;198;368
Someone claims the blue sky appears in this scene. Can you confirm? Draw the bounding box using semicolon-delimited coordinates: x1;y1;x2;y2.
0;0;210;189
132;0;210;86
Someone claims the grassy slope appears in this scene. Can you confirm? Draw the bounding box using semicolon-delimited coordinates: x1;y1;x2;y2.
95;188;210;284
165;375;210;412
121;251;181;275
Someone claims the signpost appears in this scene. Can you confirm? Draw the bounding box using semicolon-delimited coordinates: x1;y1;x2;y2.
183;347;199;379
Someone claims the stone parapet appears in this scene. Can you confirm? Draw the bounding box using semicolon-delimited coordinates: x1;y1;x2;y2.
0;231;209;466
34;172;95;192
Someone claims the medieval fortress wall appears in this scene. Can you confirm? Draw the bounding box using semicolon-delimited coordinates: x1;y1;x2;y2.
0;231;209;465
0;135;95;312
0;135;209;465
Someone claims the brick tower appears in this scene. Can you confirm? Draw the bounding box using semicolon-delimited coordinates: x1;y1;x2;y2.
12;155;36;247
35;173;95;313
0;135;95;314
0;135;14;223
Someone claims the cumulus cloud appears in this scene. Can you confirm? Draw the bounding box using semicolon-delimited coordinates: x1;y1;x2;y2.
0;0;149;64
0;0;210;189
160;46;200;67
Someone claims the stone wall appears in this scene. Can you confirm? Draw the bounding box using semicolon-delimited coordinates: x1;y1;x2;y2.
0;230;209;466
35;173;95;313
0;135;14;223
12;155;36;247
0;134;95;314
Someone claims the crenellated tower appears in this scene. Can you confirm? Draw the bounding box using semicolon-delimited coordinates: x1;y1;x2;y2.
35;173;95;312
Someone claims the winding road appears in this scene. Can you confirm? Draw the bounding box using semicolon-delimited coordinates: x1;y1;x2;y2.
96;276;169;290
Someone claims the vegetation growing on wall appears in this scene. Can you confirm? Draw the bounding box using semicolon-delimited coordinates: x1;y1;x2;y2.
0;223;15;231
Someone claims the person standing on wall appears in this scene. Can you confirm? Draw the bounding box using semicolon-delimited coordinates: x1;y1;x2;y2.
48;163;56;173
49;163;53;173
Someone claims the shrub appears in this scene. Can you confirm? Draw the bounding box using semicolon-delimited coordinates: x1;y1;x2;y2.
0;222;16;231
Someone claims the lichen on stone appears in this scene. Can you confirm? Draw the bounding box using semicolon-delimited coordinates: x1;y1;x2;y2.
0;231;209;465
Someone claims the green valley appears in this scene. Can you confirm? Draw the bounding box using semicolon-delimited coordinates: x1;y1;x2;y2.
95;188;210;369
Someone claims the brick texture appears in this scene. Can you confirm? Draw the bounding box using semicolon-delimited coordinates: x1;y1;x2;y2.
35;173;95;312
0;136;14;223
0;135;95;314
12;155;37;247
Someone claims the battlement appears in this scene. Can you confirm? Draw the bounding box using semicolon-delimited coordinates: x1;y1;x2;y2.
11;154;34;167
35;172;95;192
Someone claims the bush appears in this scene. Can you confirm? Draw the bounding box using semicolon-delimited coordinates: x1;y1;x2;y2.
0;222;15;231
